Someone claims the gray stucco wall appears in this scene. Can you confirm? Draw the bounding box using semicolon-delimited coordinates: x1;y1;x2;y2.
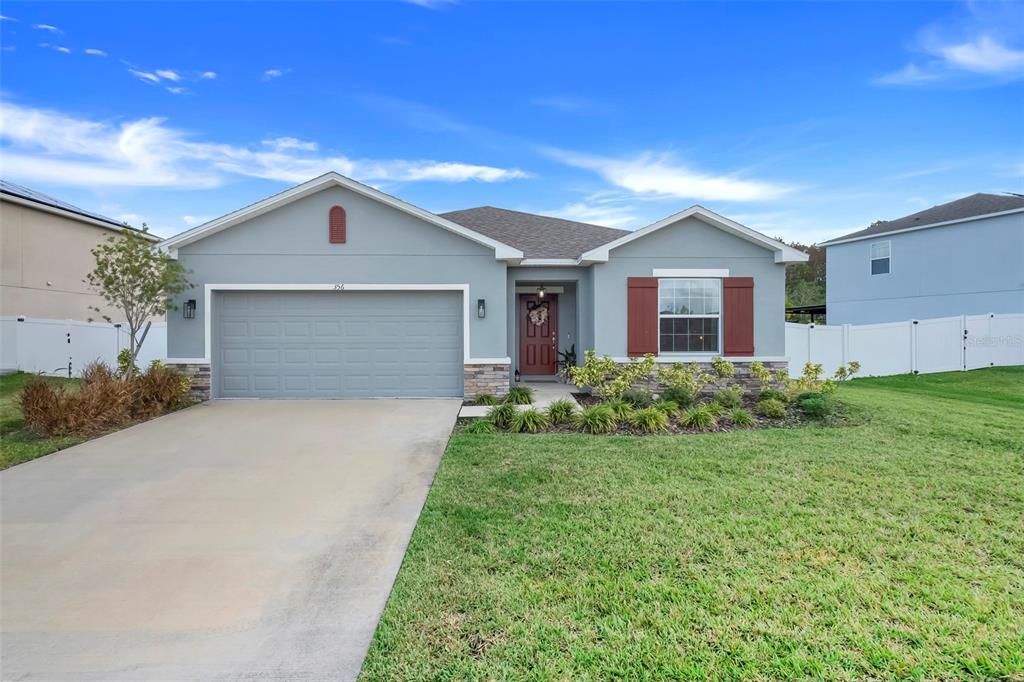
591;216;787;357
168;185;508;359
826;212;1024;325
506;266;591;373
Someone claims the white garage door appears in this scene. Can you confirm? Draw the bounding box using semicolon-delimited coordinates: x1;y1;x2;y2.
214;291;462;398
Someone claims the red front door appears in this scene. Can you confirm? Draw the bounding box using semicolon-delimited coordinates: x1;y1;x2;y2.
519;294;559;375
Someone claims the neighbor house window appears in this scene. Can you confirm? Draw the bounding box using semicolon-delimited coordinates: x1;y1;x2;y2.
658;279;721;353
870;240;890;275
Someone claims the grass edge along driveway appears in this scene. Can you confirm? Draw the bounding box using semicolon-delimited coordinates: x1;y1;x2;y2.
0;372;83;470
360;367;1024;680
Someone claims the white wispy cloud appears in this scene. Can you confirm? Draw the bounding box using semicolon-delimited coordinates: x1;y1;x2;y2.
128;68;161;83
263;137;319;152
0;101;531;189
39;43;71;54
32;23;62;35
403;0;456;8
166;86;187;95
548;201;639;228
183;215;213;227
0;14;17;21
876;4;1024;87
531;95;606;114
84;48;107;57
200;71;217;79
263;68;293;81
155;69;181;81
544;148;795;202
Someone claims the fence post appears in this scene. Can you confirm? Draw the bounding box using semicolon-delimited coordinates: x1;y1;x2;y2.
911;320;919;374
960;314;967;371
842;324;850;366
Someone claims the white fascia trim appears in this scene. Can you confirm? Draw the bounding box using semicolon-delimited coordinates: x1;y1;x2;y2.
515;258;581;267
821;207;1024;247
608;355;790;363
1;194;160;240
579;206;809;264
180;283;489;364
652;268;729;277
158;172;523;260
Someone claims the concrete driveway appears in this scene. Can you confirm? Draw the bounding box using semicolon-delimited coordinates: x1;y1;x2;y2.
1;399;460;681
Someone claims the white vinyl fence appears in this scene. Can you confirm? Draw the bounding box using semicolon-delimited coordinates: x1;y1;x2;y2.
786;313;1024;378
0;316;167;377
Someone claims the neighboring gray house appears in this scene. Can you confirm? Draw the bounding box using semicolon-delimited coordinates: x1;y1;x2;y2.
160;172;806;400
822;194;1024;325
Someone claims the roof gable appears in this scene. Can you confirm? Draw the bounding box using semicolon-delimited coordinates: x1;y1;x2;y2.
823;193;1024;245
1;179;158;240
160;172;523;260
579;206;808;264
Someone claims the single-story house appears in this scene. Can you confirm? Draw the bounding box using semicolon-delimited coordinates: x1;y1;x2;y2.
160;172;807;400
823;193;1024;325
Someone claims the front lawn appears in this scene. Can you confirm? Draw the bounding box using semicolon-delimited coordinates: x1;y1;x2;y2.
361;367;1024;680
0;372;84;470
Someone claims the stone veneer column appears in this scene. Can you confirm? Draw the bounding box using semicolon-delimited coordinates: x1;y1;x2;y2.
170;363;211;402
463;363;511;399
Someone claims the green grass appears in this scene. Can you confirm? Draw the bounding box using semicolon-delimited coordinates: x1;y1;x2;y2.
361;368;1024;680
0;372;83;470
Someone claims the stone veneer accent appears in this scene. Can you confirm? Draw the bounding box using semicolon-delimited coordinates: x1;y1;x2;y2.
170;363;211;402
464;362;511;399
629;360;788;397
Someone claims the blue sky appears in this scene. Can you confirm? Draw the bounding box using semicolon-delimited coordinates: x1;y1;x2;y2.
1;1;1021;242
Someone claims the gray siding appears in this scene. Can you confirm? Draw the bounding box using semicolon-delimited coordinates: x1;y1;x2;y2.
591;216;787;357
826;212;1024;325
168;185;508;360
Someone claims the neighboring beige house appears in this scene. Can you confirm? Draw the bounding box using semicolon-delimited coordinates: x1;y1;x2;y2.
0;180;159;321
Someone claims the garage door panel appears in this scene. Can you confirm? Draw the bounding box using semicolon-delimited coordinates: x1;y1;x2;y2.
215;291;463;398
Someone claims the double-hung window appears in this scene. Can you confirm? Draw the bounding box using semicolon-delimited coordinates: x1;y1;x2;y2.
870;240;891;275
658;278;721;353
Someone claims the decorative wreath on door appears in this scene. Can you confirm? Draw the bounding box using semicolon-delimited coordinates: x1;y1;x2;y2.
527;301;549;327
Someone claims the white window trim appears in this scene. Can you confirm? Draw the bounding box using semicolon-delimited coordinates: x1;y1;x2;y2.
870;240;892;276
166;283;511;366
652;268;729;277
657;278;723;356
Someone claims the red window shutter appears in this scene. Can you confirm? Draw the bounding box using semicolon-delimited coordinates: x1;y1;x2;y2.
627;277;659;357
723;277;754;356
329;205;346;243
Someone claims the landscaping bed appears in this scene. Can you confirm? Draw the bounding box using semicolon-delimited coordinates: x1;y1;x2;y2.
360;367;1024;680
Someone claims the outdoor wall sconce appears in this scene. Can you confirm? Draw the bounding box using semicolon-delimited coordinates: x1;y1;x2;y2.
477;298;486;318
183;299;197;319
514;369;521;383
536;285;546;299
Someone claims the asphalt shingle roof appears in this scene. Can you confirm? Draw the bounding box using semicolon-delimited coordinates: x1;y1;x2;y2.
824;193;1024;244
440;206;629;259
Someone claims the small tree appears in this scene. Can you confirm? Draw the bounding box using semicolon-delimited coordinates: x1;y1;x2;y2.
86;225;191;378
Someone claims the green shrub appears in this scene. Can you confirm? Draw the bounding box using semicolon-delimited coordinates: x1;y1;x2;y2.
487;402;518;429
509;408;550;433
475;393;499;406
653;399;680;417
116;348;140;377
798;394;833;419
661;385;695;409
628;406;669;433
504;386;534;405
546;399;577;425
758;388;788;403
750;360;773;390
729;408;755;426
705;401;725;416
575;404;619;434
462;419;498;434
655;362;714;398
568;351;655;400
757;398;787;418
603;398;634;420
621;388;653;409
713;386;743;409
680;404;719;431
711;356;735;378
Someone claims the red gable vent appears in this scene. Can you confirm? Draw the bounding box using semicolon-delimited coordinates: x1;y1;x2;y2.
329;205;347;244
